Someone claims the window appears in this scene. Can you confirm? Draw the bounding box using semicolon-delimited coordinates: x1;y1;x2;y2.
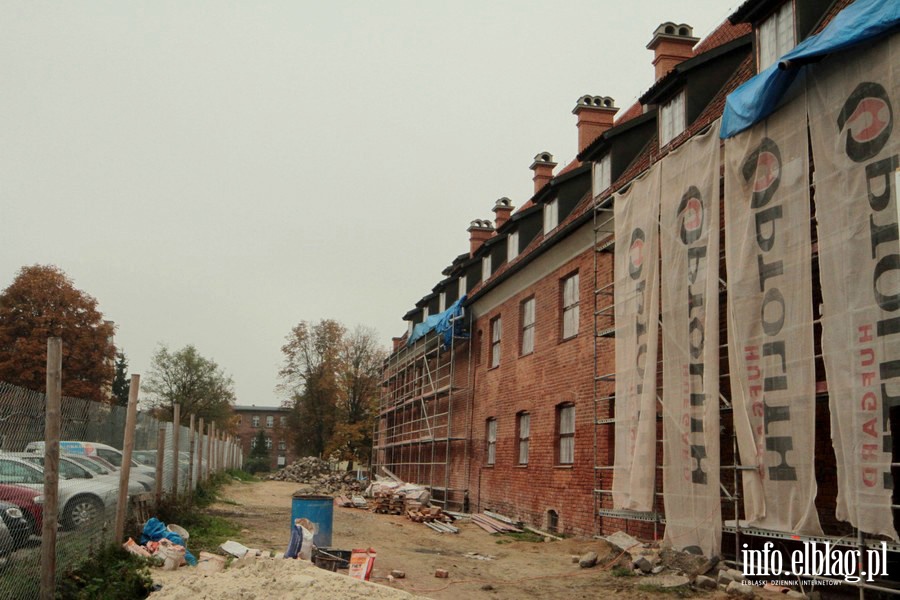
0;460;43;485
508;230;519;261
423;306;429;320
557;404;575;464
265;437;273;450
252;416;260;428
758;1;795;71
439;292;446;313
280;416;287;427
266;415;274;428
482;254;492;282
593;154;611;198
279;440;287;451
562;272;580;339
486;418;497;465
517;412;530;465
490;316;502;368
660;90;685;146
521;297;535;355
458;277;467;298
543;199;559;234
250;437;257;449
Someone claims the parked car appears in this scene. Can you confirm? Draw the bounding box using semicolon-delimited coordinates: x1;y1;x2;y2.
0;501;31;551
0;456;116;529
0;484;42;536
14;454;146;496
25;441;156;491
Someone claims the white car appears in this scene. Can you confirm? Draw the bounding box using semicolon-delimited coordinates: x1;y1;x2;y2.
0;455;117;529
25;441;156;492
14;454;146;497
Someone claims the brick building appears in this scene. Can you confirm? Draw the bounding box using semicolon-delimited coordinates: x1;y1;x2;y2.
232;404;297;471
376;0;899;577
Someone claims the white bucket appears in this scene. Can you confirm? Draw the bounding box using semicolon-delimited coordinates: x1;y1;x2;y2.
167;524;190;541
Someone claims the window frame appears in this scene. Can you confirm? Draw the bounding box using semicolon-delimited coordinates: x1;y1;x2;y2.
659;90;686;147
557;403;575;465
486;418;497;465
561;272;580;340
593;154;611;198
521;296;536;356
266;415;274;428
517;411;530;465
543;199;559;235
252;416;260;428
508;230;519;261
757;0;796;72
482;254;492;282
490;316;502;368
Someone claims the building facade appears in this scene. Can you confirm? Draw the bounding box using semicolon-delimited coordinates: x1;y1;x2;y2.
376;0;900;579
232;404;296;471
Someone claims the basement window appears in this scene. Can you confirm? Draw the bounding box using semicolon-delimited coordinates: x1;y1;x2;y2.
758;1;795;71
543;199;558;235
593;154;611;198
547;510;559;534
659;90;685;147
508;230;519;261
486;418;497;465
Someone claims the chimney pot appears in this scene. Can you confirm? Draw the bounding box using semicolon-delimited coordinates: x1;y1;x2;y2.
467;218;495;256
572;95;618;153
647;22;698;81
492;197;514;230
529;152;557;194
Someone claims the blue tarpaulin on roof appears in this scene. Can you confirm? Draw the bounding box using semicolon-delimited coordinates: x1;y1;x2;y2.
407;295;467;348
720;0;900;139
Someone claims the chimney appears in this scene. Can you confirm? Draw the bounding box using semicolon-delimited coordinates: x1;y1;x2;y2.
530;152;557;194
392;336;405;351
647;23;698;80
492;197;514;230
468;219;494;256
572;95;618;153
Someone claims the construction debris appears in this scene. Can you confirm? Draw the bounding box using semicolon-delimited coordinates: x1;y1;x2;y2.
471;513;523;534
268;457;365;496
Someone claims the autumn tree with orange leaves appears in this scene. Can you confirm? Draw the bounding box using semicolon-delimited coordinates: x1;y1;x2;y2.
0;265;116;402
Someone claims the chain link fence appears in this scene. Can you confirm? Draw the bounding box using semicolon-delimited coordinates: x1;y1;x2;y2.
0;379;241;599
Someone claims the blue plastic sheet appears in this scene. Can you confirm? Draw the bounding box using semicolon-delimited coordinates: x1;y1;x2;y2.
721;0;900;138
406;295;467;348
140;517;197;566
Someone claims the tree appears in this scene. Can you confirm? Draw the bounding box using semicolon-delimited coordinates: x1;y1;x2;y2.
111;351;130;406
143;344;236;427
245;430;271;474
0;264;115;402
279;320;385;464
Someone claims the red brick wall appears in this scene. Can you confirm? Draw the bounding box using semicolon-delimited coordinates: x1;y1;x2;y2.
233;409;297;471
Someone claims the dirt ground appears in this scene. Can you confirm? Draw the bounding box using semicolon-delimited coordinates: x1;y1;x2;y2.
195;478;730;600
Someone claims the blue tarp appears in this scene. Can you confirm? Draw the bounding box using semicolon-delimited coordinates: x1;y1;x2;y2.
406;295;467;348
720;0;900;139
141;517;197;566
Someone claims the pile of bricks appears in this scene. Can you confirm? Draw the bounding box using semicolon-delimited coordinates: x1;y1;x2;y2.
372;492;406;515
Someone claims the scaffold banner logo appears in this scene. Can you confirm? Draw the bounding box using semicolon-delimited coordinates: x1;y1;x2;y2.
628;230;645;274
809;36;899;541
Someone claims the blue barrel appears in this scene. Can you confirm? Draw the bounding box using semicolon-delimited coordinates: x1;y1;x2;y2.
290;494;333;548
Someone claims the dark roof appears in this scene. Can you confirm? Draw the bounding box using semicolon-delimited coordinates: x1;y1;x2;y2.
579;108;657;162
729;0;783;24
232;405;289;412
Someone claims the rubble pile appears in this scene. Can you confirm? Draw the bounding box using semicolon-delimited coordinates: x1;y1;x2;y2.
267;457;364;496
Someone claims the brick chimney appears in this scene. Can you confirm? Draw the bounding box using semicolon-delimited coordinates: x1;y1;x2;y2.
468;219;494;256
492;197;514;229
647;22;698;80
530;152;557;194
392;336;405;351
572;95;618;153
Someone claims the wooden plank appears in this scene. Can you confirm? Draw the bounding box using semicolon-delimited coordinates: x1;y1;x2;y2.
40;337;62;600
172;403;180;496
115;374;140;542
472;518;497;534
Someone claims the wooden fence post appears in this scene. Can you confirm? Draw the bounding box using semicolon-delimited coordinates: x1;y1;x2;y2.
187;414;195;497
115;374;140;542
197;418;204;484
155;426;166;507
172;403;180;497
209;423;216;476
40;338;62;600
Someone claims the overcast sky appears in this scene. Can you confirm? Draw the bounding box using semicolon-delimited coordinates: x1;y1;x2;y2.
1;0;737;407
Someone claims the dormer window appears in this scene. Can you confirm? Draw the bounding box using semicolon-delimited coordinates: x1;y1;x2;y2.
758;1;795;71
593;154;611;198
482;255;492;281
660;90;686;147
423;306;429;320
439;292;446;313
458;277;466;298
543;199;559;235
508;230;519;261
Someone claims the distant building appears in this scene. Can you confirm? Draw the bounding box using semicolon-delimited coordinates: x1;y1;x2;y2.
231;404;296;470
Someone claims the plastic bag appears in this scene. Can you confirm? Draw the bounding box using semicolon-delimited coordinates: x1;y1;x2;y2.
141;517;197;566
285;518;315;560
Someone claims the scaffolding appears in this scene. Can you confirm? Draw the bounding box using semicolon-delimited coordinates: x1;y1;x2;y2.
373;317;471;509
590;181;900;596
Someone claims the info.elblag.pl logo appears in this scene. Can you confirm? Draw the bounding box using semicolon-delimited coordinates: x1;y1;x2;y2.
741;542;890;583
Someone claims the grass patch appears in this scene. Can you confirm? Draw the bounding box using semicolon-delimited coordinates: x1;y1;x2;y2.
612;566;636;577
57;545;154;600
501;531;547;543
